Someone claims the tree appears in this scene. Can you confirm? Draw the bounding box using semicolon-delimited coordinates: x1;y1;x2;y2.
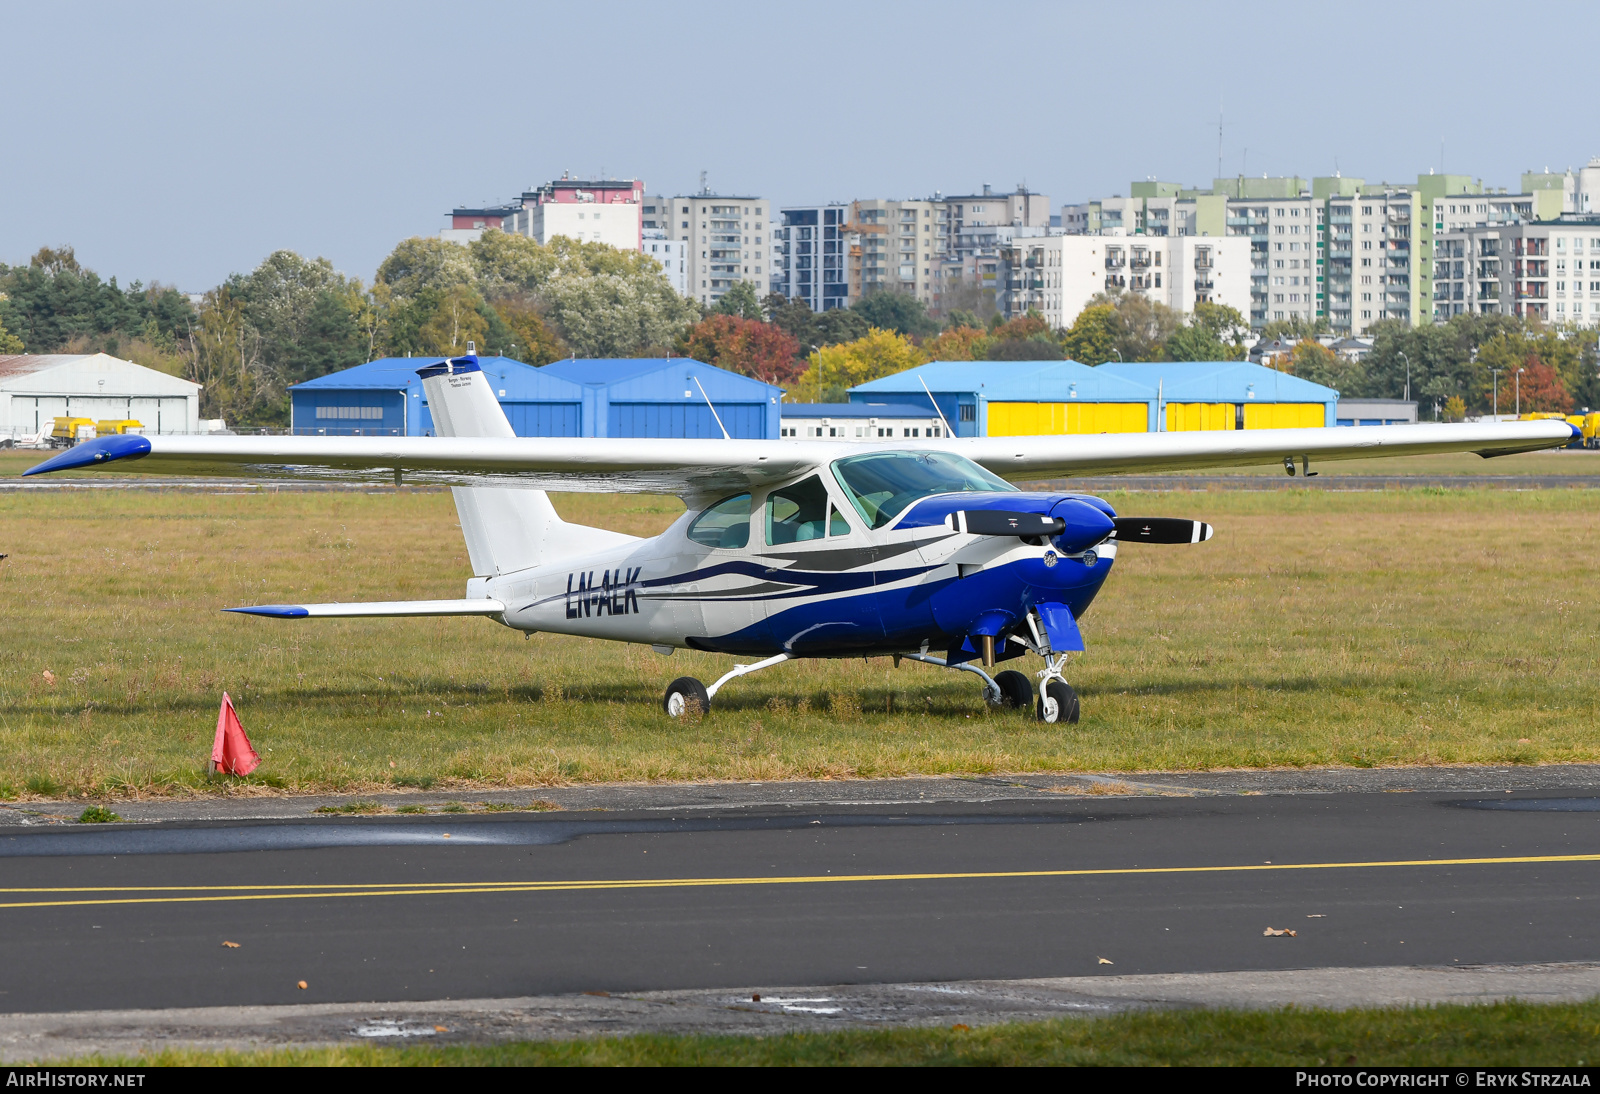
491;297;568;365
469;230;558;295
181;288;274;424
1442;395;1466;422
852;291;938;338
1094;291;1181;362
814;307;870;347
798;328;924;401
375;237;477;300
0;247;195;353
762;293;821;354
710;281;762;320
412;286;490;356
1283;339;1358;392
919;325;988;361
679;314;803;386
0;317;22;354
1261;315;1331;342
1060;304;1119;364
1513;359;1574;413
226;251;367;391
541;270;699;358
1165;303;1250;363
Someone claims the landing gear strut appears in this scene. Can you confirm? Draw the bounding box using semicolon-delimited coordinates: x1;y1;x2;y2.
662;653;794;718
1033;650;1080;724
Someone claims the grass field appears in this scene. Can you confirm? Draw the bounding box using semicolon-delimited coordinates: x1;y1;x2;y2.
1;481;1598;799
47;1000;1600;1066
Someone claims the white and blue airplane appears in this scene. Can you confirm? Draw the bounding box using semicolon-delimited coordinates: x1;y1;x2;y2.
24;356;1578;722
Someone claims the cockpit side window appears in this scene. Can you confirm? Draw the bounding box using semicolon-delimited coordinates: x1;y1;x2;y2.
831;451;1016;530
687;493;751;548
765;476;830;545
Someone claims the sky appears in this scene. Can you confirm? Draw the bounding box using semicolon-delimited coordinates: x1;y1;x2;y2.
4;0;1596;291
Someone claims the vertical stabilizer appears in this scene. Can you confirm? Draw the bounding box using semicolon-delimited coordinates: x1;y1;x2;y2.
417;356;627;576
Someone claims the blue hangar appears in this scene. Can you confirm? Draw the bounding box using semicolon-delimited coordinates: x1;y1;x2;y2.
290;357;783;439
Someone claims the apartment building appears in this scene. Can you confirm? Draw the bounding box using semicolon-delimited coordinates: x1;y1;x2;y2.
1000;234;1251;330
642;233;688;295
846;198;945;307
660;192;769;307
1432;214;1600;326
774;204;850;311
505;177;645;251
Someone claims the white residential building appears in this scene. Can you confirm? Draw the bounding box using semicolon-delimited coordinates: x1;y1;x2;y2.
642;232;688;295
1433;215;1600;326
1001;235;1251;329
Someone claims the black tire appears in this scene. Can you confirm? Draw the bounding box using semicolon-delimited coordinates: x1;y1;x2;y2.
663;676;710;718
994;670;1034;710
1036;679;1080;724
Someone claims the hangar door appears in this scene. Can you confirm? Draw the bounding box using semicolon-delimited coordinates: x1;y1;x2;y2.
987;402;1147;436
1165;403;1235;431
1243;403;1325;429
502;401;581;437
608;402;768;439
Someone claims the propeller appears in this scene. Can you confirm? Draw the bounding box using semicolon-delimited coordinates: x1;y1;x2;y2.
960;510;1067;537
1111;517;1213;544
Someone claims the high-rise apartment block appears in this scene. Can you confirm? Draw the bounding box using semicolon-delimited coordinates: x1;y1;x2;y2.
774;185;1048;314
1433;215;1600;325
655;192;768;307
1057;165;1600;333
774;204;850;311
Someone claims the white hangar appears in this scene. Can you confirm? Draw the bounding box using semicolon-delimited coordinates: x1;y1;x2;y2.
0;354;202;437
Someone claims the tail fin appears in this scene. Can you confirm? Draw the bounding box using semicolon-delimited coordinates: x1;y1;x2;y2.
417;356;630;576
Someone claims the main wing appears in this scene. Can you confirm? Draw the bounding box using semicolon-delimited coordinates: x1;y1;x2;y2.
957;419;1578;479
20;419;1577;491
20;433;831;496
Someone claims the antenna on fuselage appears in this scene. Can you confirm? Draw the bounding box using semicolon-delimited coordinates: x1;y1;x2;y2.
918;376;956;439
692;375;731;440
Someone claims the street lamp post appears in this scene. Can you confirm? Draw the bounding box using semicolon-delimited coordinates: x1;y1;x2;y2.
1490;367;1503;419
1397;350;1411;403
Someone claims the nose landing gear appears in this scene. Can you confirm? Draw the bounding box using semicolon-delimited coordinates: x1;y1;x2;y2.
1034;651;1080;724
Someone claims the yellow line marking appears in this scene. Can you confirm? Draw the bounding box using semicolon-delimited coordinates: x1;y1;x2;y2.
0;853;1596;910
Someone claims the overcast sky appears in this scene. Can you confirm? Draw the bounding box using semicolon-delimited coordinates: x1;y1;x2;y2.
5;0;1595;291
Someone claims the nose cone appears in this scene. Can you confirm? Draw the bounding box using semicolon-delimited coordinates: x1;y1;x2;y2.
1049;498;1115;554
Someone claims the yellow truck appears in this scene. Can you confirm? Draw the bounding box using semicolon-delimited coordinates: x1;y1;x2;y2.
49;417;97;448
1519;412;1598;448
95;419;144;436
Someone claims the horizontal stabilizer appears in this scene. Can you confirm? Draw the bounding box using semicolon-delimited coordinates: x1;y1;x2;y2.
224;599;505;619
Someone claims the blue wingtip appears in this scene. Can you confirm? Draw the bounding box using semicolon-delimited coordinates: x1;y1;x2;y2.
224;605;310;618
22;435;152;476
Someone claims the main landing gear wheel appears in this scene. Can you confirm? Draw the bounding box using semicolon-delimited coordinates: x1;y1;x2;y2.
1037;679;1080;724
993;670;1034;710
663;677;710;718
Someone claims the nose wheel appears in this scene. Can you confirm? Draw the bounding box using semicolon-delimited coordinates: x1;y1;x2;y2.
1037;678;1079;724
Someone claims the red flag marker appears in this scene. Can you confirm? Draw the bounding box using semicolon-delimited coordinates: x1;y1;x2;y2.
211;692;260;776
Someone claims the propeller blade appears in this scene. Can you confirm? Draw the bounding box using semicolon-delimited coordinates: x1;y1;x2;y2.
961;510;1067;537
1111;517;1213;544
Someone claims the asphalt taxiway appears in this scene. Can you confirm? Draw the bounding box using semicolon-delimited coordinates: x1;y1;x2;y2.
1;770;1597;1034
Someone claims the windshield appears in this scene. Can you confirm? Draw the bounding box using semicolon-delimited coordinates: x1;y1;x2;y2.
831;451;1016;530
